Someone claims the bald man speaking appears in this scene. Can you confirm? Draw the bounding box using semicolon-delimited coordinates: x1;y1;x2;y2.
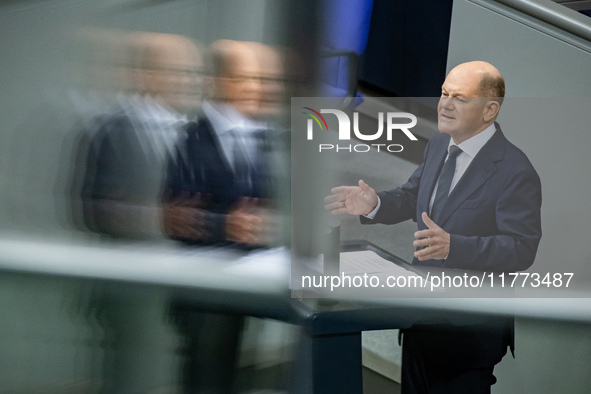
326;62;542;393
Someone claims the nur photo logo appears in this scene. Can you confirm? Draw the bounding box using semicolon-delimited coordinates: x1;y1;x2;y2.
302;106;418;153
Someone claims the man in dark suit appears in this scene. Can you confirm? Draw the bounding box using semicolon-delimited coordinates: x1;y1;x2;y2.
163;39;273;246
77;33;204;393
84;32;203;239
163;40;278;394
325;61;542;393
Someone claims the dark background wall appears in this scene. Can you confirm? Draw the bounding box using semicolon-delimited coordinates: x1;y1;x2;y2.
360;0;454;97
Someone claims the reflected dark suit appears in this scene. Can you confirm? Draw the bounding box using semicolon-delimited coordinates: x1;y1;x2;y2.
78;108;179;392
165;116;271;242
361;124;542;392
84;110;169;238
165;115;271;394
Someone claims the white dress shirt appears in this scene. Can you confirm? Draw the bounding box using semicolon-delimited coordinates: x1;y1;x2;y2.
202;100;262;172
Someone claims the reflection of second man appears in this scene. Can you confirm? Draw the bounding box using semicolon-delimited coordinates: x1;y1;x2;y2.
164;39;275;247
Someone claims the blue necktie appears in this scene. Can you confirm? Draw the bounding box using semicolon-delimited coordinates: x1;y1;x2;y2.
431;145;462;220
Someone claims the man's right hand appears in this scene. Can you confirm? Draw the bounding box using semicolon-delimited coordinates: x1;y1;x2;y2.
324;180;378;216
162;192;208;241
226;197;273;246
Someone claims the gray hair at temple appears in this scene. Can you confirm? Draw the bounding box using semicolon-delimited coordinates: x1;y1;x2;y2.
478;71;505;106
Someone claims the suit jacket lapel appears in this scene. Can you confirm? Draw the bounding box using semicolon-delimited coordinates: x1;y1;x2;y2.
197;117;234;175
435;127;506;226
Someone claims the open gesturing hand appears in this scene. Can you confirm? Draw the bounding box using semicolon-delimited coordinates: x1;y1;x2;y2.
324;180;378;216
413;212;450;261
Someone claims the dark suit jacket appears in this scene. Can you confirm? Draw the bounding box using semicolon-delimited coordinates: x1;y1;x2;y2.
164;115;272;243
362;123;542;272
85;111;168;238
165;115;273;393
362;124;542;368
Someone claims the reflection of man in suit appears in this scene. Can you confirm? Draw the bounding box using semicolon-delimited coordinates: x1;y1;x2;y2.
163;39;273;246
77;33;203;393
163;40;277;394
326;61;542;393
85;33;203;239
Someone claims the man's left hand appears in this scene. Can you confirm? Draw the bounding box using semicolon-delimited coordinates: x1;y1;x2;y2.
413;212;450;261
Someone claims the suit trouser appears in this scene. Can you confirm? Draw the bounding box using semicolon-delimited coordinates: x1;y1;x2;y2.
400;323;509;394
172;305;244;394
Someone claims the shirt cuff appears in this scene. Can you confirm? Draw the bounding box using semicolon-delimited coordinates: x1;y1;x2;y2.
363;196;381;219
